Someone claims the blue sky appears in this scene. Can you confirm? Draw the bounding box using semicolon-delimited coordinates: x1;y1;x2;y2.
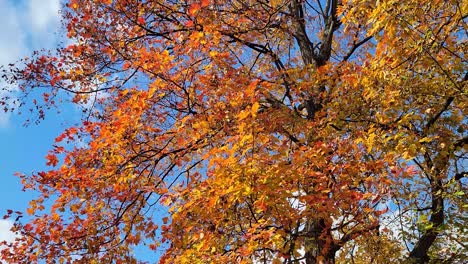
0;0;67;247
0;2;157;261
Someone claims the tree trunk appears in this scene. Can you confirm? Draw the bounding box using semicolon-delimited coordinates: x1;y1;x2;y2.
290;1;342;263
408;153;445;263
304;218;339;264
408;180;444;263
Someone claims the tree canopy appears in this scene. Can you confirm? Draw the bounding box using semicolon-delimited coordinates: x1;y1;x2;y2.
1;0;466;263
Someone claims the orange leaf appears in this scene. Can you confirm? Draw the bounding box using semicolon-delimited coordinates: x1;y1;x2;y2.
45;153;59;167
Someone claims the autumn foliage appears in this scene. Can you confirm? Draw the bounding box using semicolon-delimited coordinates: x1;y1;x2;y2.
1;0;466;263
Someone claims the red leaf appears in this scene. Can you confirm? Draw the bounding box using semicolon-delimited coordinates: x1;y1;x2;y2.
201;0;209;7
188;3;201;16
46;153;59;167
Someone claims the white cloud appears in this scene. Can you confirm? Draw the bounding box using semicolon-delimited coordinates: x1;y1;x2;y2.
0;219;15;244
26;0;61;32
26;0;62;49
0;91;13;129
0;0;62;128
0;219;18;263
0;1;27;66
0;0;27;128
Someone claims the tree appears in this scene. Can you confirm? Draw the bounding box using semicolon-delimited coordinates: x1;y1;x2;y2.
1;0;466;263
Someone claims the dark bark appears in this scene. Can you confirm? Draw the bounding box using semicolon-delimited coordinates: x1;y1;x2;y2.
289;0;341;120
408;154;445;263
289;0;340;68
290;1;342;263
303;218;340;264
289;0;316;66
408;185;444;263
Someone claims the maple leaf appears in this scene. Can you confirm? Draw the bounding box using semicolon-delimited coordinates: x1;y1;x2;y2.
45;153;59;167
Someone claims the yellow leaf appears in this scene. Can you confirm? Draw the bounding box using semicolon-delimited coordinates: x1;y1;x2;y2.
251;102;260;117
237;110;250;120
193;120;209;130
367;132;376;153
209;50;218;57
419;137;432;143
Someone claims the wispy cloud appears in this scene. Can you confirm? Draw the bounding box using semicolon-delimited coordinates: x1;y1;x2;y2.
0;219;18;263
0;0;62;128
0;1;27;65
0;219;15;244
25;0;62;49
0;0;27;128
26;0;61;32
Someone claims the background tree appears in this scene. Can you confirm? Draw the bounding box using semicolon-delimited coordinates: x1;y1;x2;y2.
1;0;466;263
